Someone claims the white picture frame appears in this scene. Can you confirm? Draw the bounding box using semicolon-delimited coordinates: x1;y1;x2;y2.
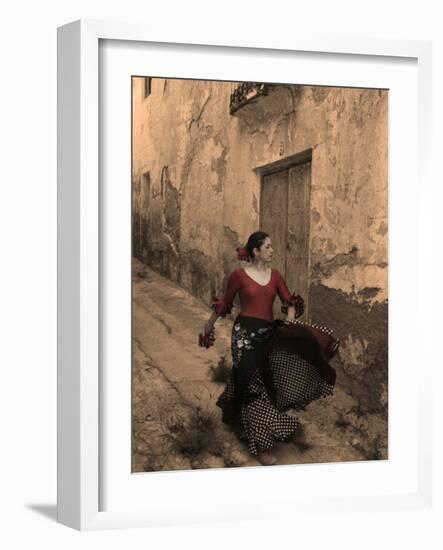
57;19;434;531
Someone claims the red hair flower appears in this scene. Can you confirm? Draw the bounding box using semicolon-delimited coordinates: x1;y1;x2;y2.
236;246;249;261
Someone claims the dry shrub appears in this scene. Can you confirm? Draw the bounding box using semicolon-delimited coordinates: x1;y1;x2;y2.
162;405;223;458
334;412;352;430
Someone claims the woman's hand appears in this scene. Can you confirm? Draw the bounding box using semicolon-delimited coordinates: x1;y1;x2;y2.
200;320;216;348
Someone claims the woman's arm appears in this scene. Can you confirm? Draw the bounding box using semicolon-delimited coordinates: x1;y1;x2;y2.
204;270;240;334
204;310;220;334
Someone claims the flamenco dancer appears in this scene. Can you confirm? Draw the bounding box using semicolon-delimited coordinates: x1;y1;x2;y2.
200;231;339;466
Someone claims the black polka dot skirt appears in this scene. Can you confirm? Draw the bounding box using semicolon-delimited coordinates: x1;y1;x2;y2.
216;314;336;456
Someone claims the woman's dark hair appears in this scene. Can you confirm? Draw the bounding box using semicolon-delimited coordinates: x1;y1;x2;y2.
245;231;270;260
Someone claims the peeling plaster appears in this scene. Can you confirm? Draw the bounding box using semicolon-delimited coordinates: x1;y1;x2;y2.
316;264;388;304
312;246;359;280
311;86;331;104
310;283;388;415
223;225;240;275
179;247;220;305
211;137;228;194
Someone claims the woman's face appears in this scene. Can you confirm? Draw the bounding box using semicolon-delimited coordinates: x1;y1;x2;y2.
254;237;273;263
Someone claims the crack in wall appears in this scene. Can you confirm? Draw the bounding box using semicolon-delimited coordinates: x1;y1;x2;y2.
188;90;212;132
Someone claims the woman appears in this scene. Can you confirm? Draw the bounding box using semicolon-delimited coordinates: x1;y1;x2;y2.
202;231;337;466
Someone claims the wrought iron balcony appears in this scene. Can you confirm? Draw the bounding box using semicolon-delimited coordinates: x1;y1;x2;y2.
229;82;272;115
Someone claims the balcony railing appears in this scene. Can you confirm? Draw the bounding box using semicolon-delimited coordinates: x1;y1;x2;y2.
229;82;272;115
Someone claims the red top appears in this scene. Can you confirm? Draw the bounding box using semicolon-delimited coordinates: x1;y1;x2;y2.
212;268;295;322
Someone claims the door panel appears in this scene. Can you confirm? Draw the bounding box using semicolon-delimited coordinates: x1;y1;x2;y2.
287;163;311;315
260;161;311;319
261;171;288;275
261;171;288;319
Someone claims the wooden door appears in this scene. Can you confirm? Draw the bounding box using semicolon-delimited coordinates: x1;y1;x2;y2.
260;161;311;319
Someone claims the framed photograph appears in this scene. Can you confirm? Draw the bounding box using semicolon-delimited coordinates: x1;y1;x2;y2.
57;19;433;530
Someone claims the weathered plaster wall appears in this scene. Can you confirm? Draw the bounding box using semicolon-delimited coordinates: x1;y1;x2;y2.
288;86;389;418
132;77;388;434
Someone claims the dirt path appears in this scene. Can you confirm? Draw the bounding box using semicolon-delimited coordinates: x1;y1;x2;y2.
132;259;368;472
